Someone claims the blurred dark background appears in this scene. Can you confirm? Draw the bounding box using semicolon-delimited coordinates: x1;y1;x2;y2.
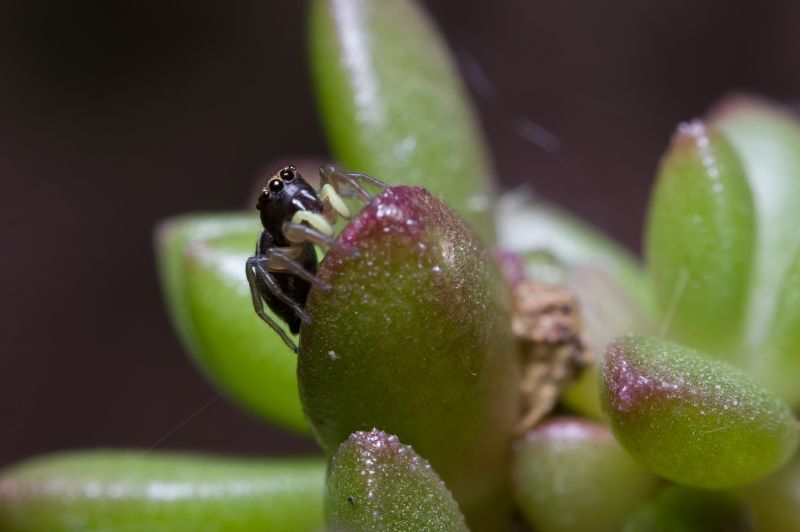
1;0;798;467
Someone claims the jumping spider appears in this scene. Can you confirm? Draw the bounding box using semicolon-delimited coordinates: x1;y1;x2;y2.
246;164;387;353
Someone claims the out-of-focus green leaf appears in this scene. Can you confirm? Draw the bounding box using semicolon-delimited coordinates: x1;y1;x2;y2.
601;335;798;489
496;193;656;320
0;450;325;532
623;485;755;532
645;120;755;361
298;186;519;532
308;0;497;244
709;96;800;404
512;417;659;532
738;449;800;531
758;249;800;409
709;96;800;345
326;429;469;532
155;214;309;433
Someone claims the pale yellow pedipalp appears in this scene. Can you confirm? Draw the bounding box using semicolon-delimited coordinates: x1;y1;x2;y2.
319;183;351;219
291;210;335;237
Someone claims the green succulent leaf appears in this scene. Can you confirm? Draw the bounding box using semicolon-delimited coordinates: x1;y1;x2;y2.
298;186;519;532
326;429;469;532
601;335;798;489
512;417;660;532
709;96;800;406
623;485;755;532
155;213;308;433
0;450;325;532
759;250;800;409
308;0;497;244
645;120;755;361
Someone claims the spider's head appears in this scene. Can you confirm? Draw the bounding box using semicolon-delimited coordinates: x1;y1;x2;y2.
257;165;324;234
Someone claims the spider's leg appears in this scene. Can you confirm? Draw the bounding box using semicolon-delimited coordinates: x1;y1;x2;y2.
283;221;336;246
283;219;358;256
245;258;298;353
319;164;388;202
258;248;331;291
251;259;312;324
345;171;389;191
252;231;312;313
336;188;360;199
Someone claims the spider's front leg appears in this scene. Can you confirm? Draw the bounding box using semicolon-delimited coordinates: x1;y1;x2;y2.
317;165;389;222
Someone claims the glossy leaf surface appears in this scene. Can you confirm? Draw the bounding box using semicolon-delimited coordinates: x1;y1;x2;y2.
645;121;755;360
326;429;468;532
309;0;497;243
155;214;308;433
0;451;325;532
601;335;798;489
512;417;659;532
298;186;519;531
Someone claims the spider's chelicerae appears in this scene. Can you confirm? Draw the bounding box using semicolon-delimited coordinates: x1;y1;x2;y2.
246;164;387;353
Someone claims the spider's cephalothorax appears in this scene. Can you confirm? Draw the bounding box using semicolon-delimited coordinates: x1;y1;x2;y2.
246;164;387;353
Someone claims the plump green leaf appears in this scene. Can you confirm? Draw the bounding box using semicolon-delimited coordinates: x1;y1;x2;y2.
155;214;308;433
623;485;755;532
512;417;659;532
601;335;798;489
0;450;325;532
645;120;755;360
738;449;800;532
709;96;800;345
298;186;519;532
326;429;469;532
308;0;497;244
709;96;800;405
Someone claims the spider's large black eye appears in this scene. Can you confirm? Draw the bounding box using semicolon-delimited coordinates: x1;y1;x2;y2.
268;179;285;194
280;167;296;182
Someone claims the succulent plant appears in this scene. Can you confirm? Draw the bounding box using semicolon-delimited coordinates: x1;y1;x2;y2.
3;0;800;531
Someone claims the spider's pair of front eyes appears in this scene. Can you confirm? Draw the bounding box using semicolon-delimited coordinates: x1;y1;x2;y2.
264;167;297;197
